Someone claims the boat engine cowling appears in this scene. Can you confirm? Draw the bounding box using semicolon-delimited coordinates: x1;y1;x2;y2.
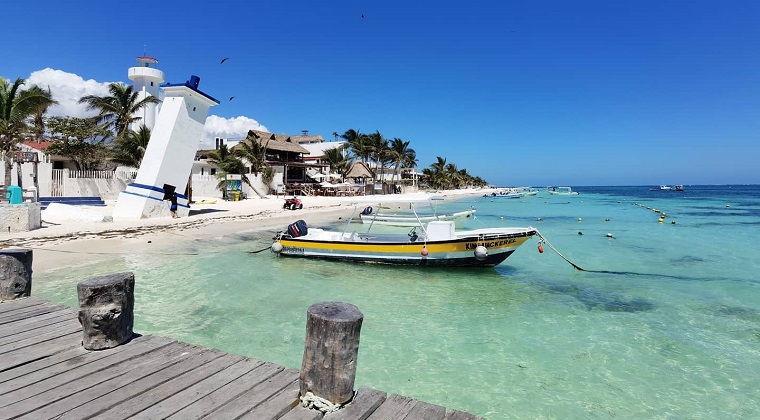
287;220;308;237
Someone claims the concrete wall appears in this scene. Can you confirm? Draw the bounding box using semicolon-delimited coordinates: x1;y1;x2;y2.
65;177;132;200
0;203;41;232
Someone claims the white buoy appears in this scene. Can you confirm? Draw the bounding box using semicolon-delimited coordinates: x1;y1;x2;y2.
271;242;283;253
606;233;613;238
474;245;488;260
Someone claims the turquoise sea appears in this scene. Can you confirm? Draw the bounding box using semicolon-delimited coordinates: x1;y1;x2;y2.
34;185;760;419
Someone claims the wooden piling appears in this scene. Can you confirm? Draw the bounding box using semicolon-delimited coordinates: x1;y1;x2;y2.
300;301;363;405
0;248;33;301
76;272;135;350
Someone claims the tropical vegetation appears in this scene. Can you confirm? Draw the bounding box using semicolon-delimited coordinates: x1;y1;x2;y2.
338;128;486;190
0;77;56;187
78;83;159;139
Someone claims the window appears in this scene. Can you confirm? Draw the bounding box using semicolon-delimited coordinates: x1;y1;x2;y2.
210;168;216;175
150;82;154;86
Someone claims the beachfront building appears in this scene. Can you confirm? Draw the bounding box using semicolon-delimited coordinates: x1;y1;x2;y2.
188;131;346;198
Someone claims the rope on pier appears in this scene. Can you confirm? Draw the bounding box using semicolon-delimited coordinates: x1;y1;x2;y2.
534;229;586;271
300;391;348;413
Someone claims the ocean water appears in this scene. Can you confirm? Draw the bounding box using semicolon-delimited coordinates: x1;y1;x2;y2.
33;185;760;419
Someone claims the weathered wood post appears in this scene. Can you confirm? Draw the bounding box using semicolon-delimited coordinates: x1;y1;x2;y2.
300;302;363;410
77;272;135;350
0;249;33;301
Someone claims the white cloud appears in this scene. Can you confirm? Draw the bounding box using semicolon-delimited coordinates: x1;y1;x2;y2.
21;69;269;146
201;115;268;147
26;68;113;118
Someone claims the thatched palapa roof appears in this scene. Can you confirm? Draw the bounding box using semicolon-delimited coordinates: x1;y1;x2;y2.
346;161;374;179
241;130;310;154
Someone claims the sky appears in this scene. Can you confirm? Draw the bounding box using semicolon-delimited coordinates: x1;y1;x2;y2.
3;0;759;186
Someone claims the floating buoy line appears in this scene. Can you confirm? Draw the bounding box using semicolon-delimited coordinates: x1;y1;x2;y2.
633;202;677;224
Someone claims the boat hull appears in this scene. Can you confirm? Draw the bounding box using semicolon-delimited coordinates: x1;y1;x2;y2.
274;228;536;267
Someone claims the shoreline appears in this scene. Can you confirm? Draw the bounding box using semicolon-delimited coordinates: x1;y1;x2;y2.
1;188;493;273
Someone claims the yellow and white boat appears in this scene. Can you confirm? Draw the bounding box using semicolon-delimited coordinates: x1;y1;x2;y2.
271;194;536;267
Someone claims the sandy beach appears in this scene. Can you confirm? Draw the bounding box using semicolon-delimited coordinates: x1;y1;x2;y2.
1;189;492;272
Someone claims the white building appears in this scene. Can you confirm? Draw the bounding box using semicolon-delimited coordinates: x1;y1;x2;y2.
127;56;164;131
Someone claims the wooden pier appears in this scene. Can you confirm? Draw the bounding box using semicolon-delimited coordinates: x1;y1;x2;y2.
0;296;481;420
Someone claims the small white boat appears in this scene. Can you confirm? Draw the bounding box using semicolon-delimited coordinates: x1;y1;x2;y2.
547;186;579;196
651;185;684;191
271;194;536;267
520;187;539;196
485;191;523;199
360;208;476;228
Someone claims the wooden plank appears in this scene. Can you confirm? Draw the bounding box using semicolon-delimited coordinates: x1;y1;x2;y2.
327;387;388;420
0;345;88;386
0;331;81;373
203;368;300;419
166;361;284;419
278;405;325;420
89;349;232;419
238;376;300;419
0;318;81;352
405;400;446;420
365;394;417;420
0;310;76;340
0;304;70;325
19;341;204;420
0;335;158;388
0;334;174;409
444;410;484;420
0;297;46;314
129;357;259;419
51;342;212;420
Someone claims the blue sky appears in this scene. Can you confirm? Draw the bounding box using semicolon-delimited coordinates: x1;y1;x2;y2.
3;0;759;186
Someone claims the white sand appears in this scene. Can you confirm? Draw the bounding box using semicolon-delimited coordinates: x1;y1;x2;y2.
0;189;493;272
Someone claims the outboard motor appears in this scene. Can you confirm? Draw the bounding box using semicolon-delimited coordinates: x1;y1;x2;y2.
287;220;308;237
360;206;373;216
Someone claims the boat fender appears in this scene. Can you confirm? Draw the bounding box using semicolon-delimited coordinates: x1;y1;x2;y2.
421;246;429;256
361;206;373;215
474;245;488;260
271;242;283;253
537;244;544;253
287;220;308;237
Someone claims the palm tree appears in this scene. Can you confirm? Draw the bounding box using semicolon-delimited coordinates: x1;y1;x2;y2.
233;131;269;175
78;83;159;138
366;131;388;183
110;124;152;168
341;129;371;164
0;77;57;187
323;144;351;180
332;131;339;142
445;163;459;189
388;138;413;182
207;143;249;198
426;156;448;190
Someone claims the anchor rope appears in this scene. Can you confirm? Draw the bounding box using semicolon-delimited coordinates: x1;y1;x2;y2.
534;229;586;271
300;391;350;413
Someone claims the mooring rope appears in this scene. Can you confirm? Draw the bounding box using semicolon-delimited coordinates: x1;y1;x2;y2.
300;391;347;413
534;229;586;271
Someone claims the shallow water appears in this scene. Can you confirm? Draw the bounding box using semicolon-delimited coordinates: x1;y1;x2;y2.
34;185;760;419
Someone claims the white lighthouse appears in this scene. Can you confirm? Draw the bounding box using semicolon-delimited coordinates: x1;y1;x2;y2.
113;75;219;219
128;56;164;131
